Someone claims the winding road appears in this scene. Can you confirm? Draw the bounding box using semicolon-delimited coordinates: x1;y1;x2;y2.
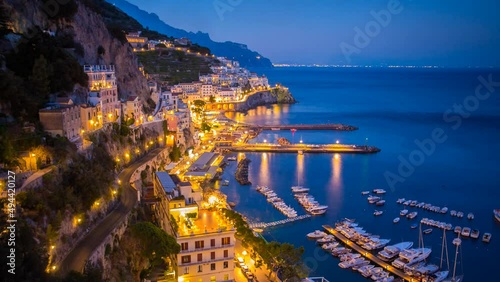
57;148;164;276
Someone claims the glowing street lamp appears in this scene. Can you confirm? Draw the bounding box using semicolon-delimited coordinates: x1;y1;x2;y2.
336;140;340;144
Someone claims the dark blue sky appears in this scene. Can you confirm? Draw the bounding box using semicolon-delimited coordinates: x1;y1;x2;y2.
126;0;500;67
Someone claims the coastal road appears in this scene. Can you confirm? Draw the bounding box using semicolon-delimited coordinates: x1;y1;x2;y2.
57;148;164;276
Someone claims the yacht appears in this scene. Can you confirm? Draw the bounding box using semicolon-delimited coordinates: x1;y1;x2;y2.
321;242;339;250
377;241;413;261
291;186;310;193
339;258;365;269
494;209;500;222
361;191;370;195
368;195;381;204
340;253;361;262
376;200;386;206
450;210;457;216
371;271;390;281
393;217;400;224
440;207;448;214
482;233;491;243
352;260;370;271
307;230;327;239
392;248;432;269
307;205;328;215
456;211;464;218
362;266;382;277
396;198;406;204
454;226;461;234
362;238;391;250
461;227;471;237
374;210;383;216
414;264;439;276
400;209;409;216
467;212;474;220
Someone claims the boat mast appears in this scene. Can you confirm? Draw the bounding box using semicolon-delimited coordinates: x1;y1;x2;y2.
440;228;450;270
452;235;462;281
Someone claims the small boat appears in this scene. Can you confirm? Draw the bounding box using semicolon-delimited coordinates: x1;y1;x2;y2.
454;226;461;234
470;229;480;239
228;202;236;207
423;228;433;234
352;260;370;271
410;200;417;207
461;227;471;237
307;205;328;215
374;210;383;216
450;210;457;216
440;207;448;214
358;264;374;275
456;211;464;218
407;211;418;219
494;209;500;222
376;200;386;206
467;212;474;220
221;179;229;186
307;230;327;239
322;242;339;250
373;188;386;194
410;224;418;229
361;191;370;195
423;270;449;282
482;233;491;243
393;217;400;224
226;156;237;161
368;195;381;204
291;186;310;193
396;198;405;204
400;209;409;216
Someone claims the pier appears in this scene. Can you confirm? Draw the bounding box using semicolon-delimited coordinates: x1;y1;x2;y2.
249;214;311;229
254;124;358;131
322;225;415;282
227;144;381;154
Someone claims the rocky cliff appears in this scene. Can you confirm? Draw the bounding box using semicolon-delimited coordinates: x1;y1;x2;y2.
4;0;150;106
235;88;296;112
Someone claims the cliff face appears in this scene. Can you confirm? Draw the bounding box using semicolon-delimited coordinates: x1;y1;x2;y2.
235;89;296;112
5;0;150;105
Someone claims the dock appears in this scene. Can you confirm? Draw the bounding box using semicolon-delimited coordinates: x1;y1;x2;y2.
254;124;358;131
228;144;380;154
322;225;416;282
249;214;311;229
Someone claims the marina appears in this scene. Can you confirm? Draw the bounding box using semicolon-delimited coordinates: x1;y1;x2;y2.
248;214;311;229
256;185;298;218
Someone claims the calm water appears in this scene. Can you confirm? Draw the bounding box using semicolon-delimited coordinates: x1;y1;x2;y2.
220;68;500;281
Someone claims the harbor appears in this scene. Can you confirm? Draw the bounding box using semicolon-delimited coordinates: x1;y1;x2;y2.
227;143;381;154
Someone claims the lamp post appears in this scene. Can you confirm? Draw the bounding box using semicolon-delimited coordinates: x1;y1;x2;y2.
30;153;36;171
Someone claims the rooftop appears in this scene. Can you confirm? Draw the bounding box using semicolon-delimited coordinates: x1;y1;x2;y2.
177;209;234;237
155;172;176;193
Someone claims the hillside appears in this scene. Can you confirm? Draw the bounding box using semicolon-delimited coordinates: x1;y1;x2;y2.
106;0;274;68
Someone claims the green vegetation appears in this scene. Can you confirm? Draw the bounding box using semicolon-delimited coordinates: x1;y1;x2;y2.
169;143;182;162
271;86;295;104
136;50;211;84
221;209;308;279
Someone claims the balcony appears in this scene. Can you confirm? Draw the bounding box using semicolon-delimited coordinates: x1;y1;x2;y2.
179;256;233;267
84;65;115;73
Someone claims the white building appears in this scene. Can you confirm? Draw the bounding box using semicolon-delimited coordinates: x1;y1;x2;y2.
84;65;121;124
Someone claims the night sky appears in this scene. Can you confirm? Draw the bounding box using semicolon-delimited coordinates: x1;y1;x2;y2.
125;0;500;67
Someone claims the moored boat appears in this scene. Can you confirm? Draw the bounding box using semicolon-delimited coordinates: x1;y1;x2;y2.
482;232;491;243
423;228;433;234
307;230;327;239
361;191;370;195
400;209;409;216
377;241;413;261
460;227;471;237
374;210;383;216
470;229;480;239
494;209;500;222
393;217;400;224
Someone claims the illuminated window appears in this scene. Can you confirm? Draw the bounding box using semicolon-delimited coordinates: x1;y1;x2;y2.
221;237;230;245
181;255;191;264
181;242;188;251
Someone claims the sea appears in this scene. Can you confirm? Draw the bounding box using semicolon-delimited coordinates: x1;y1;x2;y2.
219;67;500;281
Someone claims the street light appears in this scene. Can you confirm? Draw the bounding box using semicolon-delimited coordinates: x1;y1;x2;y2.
30;153;36;171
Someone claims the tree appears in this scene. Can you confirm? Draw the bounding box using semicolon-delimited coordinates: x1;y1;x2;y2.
31;55;51;99
193;99;206;108
209;95;216;103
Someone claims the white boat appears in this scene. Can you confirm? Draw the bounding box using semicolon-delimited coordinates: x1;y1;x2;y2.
221;179;229;186
415;264;439;276
374;210;383;216
226;156;237;161
467;212;474;220
450;210;457;216
362;266;381;277
339;258;365;269
400;209;409;216
470;229;480;239
461;227;471;237
454;226;461;234
362;191;370;195
321;242;339;250
440;207;448;214
307;205;328;215
352;260;370;271
291;186;310;193
340;253;361;262
393;217;400;224
317;235;335;244
392;248;432;269
371;270;389;281
456;211;464;218
377;241;413;261
376;200;386;206
306;230;327;239
494;209;500;222
358;264;374;275
407;211;418;219
363;239;391;250
368;195;381;204
423;228;433;234
396;198;405;204
373;188;386;194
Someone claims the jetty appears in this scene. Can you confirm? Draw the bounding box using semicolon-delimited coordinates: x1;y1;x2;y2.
227;144;381;154
322;225;414;282
254;124;358;131
249;214;311;229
